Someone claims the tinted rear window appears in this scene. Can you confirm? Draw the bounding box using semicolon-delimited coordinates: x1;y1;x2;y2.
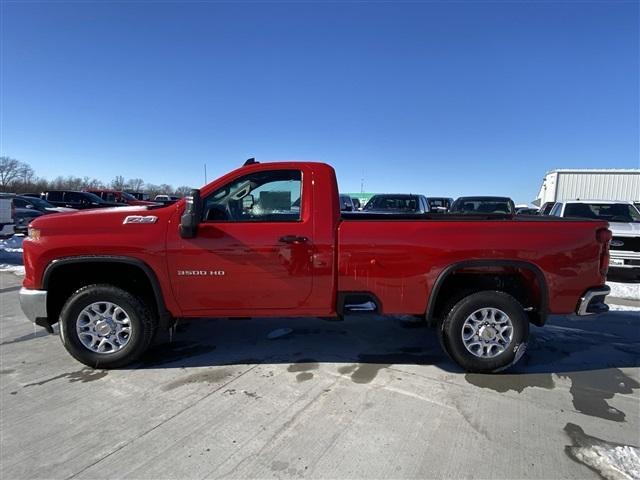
565;203;640;222
46;191;63;201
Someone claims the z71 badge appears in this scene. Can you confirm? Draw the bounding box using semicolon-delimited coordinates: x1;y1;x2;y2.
177;270;226;276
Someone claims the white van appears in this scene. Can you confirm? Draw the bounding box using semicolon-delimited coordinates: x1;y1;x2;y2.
0;193;15;236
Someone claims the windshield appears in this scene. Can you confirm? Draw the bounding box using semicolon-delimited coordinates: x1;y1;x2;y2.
25;197;54;208
364;195;419;211
564;203;640;222
451;198;513;214
121;191;136;201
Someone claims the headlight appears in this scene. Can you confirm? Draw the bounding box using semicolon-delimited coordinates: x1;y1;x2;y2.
28;227;41;240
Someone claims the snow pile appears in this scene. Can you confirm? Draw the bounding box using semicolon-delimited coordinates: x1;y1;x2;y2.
609;304;640;312
608;282;640;301
568;443;640;480
0;234;24;252
565;423;640;480
0;264;25;275
0;235;24;274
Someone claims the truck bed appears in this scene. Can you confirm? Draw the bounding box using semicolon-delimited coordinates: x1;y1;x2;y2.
337;216;607;317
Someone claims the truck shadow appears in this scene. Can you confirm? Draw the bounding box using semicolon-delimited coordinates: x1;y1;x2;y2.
135;310;640;423
136;310;640;375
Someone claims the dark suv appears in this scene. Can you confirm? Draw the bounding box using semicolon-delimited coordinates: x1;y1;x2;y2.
363;194;429;214
41;191;125;210
450;196;516;215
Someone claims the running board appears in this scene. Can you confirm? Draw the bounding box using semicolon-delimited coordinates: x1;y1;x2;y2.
344;301;377;312
337;292;381;315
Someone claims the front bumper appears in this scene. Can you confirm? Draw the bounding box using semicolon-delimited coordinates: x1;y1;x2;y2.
576;286;610;316
609;250;640;270
19;288;52;332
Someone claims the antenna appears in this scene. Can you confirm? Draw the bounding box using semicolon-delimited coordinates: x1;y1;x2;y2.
204;163;207;184
243;157;258;166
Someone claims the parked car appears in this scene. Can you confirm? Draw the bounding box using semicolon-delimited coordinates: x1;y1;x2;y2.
516;207;540;215
127;191;152;202
21;193;43;199
154;194;180;205
363;194;429;213
339;194;355;211
425;197;454;213
13;206;44;235
12;195;76;214
86;189;158;206
550;200;639;276
538;202;556;215
0;193;14;236
41;191;125;210
21;160;612;373
450;196;516;215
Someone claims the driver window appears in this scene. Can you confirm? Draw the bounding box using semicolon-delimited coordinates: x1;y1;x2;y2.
202;170;302;222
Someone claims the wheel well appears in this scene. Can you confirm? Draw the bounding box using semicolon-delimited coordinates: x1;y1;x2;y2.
428;265;546;326
44;261;162;327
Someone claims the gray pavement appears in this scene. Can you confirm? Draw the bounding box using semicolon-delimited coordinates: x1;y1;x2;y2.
1;271;639;479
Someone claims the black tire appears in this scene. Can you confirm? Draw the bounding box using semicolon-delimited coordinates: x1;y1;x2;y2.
59;284;156;369
438;290;529;373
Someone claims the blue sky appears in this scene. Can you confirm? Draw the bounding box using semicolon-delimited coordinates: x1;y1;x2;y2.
1;0;638;203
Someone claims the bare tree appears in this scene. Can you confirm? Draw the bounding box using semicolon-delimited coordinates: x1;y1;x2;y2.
17;163;35;186
159;184;173;195
111;175;126;190
128;178;144;192
144;183;160;198
174;185;192;197
0;156;22;189
82;177;104;189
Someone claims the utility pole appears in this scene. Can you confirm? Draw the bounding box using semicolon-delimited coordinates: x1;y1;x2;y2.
360;170;365;194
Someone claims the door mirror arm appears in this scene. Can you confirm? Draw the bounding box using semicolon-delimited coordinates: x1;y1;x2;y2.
180;189;202;238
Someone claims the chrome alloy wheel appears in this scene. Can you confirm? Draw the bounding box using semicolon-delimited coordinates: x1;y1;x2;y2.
76;301;132;354
461;307;514;358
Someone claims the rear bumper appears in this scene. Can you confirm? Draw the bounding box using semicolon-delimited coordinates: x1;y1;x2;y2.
19;288;51;331
576;286;610;316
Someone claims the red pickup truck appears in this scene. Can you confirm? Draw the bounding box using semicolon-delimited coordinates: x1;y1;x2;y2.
19;160;612;372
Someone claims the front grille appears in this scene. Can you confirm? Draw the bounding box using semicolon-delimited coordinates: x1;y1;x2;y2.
611;236;640;252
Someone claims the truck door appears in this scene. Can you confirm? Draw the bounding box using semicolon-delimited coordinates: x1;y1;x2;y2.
167;167;314;313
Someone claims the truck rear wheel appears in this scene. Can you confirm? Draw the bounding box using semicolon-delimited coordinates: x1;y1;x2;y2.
58;284;156;369
439;291;529;373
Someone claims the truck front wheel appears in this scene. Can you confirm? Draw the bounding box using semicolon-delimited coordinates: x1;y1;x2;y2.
439;291;529;373
58;284;156;369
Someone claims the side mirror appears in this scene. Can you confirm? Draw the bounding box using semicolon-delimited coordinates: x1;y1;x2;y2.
180;189;202;238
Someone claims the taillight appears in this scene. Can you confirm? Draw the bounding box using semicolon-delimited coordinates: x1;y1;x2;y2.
596;228;612;276
597;228;612;244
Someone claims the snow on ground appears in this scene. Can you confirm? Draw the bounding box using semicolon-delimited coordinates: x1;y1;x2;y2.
609;304;640;312
570;444;640;480
0;264;25;275
0;235;24;274
565;423;640;480
608;281;640;301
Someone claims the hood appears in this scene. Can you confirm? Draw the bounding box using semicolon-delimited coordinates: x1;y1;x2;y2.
609;222;640;236
30;203;177;232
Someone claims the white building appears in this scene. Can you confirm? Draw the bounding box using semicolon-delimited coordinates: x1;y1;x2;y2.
533;169;640;206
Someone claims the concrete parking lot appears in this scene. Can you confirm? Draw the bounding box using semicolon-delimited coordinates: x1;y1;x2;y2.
1;271;639;479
